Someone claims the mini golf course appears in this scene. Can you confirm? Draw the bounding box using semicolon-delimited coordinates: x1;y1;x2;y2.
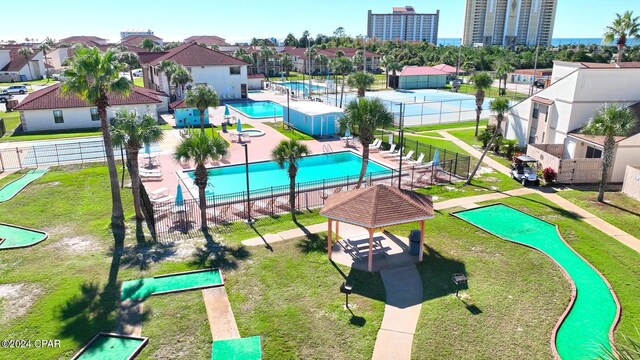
0;223;48;250
71;333;148;360
453;204;619;359
212;336;262;360
121;269;224;301
0;169;48;203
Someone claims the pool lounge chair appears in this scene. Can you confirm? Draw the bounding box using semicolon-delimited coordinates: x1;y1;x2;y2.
406;153;425;166
394;150;414;162
370;139;382;151
148;187;169;199
379;143;396;155
151;195;174;204
381;146;402;158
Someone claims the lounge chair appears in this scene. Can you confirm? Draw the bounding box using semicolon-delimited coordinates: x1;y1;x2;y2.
396;150;415;162
140;170;163;181
253;198;275;214
370;139;382;149
379;143;396;155
382;146;402;158
151;195;174;204
148;187;169;199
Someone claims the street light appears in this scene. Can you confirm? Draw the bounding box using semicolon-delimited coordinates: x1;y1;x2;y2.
241;143;254;224
397;103;405;189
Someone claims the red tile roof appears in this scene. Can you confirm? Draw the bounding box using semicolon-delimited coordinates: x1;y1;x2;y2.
398;66;449;76
320;184;434;228
432;63;465;73
58;36;106;46
119;34;163;47
184;35;229;46
148;42;248;67
15;84;162;110
0;45;40;72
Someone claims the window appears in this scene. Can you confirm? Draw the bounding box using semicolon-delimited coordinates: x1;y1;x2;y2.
532;103;540;119
90;108;100;121
230;66;241;75
53;110;64;124
585;146;602;158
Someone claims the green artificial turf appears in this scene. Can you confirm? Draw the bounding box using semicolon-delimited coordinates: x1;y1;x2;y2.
76;334;145;360
0;169;48;202
211;336;261;360
0;224;47;250
121;269;223;301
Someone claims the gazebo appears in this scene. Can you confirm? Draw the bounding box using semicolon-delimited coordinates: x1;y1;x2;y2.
320;184;434;272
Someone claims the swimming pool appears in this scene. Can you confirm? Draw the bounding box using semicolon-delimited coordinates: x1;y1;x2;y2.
277;81;326;93
185;151;393;197
228;101;283;118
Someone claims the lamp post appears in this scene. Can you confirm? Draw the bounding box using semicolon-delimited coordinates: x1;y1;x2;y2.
286;88;291;129
241;143;254;224
397;103;405;189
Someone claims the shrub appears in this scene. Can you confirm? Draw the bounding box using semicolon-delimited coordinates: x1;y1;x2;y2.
477;129;493;148
542;167;557;184
501;139;519;159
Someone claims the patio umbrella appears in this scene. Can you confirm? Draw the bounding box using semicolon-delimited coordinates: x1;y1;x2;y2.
144;143;151;167
236;118;243;133
224;105;230;117
344;127;351;138
175;184;184;207
432;149;440;167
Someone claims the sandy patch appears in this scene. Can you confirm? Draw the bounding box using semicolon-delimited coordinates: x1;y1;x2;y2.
0;283;44;322
46;236;103;254
475;166;496;176
119;236;216;267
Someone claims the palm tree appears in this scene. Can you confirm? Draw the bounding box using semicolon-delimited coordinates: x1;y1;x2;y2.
384;56;402;89
260;46;275;80
280;53;293;77
111;109;164;219
39;38;55;79
157;60;178;95
116;51;140;82
330;56;353;107
347;71;375;97
171;66;193;99
339;98;394;188
18;47;34;80
62;46;131;233
185;84;219;133
174;132;228;230
271;139;310;222
469;72;493;136
466;97;510;185
315;54;329;76
582;105;637;202
304;46;318;77
603;11;640;62
140;38;156;51
495;61;514;96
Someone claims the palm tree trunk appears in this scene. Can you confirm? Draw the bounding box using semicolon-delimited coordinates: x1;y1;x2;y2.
466;122;500;185
97;100;125;233
474;92;484;136
199;185;207;230
288;167;297;221
128;148;144;220
618;45;625;62
26;60;34;80
340;75;346;107
597;136;615;202
129;68;134;82
356;143;370;188
385;70;388;89
199;108;206;133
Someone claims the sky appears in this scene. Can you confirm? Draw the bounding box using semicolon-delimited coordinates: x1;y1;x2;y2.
1;0;639;43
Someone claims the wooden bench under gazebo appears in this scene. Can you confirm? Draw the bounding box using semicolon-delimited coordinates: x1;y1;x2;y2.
320;184;434;272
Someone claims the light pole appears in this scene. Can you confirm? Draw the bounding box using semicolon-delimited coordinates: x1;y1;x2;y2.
361;35;367;72
286;88;291;129
241;143;254;224
397;103;405;189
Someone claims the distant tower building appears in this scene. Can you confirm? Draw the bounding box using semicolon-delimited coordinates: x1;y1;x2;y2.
462;0;557;47
367;6;439;44
120;29;154;40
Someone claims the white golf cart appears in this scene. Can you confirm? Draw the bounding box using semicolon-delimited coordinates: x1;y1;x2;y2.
511;155;540;186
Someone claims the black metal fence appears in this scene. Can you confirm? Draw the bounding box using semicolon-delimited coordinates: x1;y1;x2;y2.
0;140;112;171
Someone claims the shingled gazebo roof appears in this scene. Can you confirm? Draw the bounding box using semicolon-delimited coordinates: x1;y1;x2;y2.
320;185;434;228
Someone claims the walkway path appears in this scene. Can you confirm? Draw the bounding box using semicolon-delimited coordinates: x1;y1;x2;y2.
202;287;240;340
372;266;423;360
436;130;512;176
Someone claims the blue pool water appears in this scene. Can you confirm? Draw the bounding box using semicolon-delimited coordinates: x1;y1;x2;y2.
228;101;283;118
186;152;393;197
278;81;326;93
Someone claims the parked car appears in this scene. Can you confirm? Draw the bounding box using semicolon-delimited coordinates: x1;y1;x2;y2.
372;68;383;74
1;85;28;95
52;73;66;81
132;69;143;77
511;155;540;186
0;93;12;103
533;79;546;89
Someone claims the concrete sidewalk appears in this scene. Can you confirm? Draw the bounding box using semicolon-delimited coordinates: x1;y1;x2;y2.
436;130;512;176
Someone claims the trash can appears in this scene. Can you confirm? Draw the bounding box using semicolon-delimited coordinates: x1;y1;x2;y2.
409;230;421;256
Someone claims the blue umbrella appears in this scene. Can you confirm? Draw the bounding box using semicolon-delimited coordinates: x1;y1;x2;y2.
144;143;152;167
432;149;440;167
236;118;243;133
175;184;184;207
224;105;230;116
344;127;351;137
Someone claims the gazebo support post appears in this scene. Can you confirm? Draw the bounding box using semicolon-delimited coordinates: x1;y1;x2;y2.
419;220;425;262
327;219;333;260
336;221;340;240
368;228;374;272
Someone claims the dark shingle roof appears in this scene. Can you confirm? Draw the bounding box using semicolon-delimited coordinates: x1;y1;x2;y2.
184;35;229;46
148;42;248;67
0;45;39;72
15;84;162;110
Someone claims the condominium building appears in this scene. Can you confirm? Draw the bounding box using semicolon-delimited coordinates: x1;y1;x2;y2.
120;29;154;40
462;0;557;47
367;6;439;44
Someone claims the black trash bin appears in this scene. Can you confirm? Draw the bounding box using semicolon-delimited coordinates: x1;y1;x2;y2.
409;230;421;256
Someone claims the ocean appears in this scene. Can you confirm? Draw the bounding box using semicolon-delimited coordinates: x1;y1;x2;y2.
436;38;640;47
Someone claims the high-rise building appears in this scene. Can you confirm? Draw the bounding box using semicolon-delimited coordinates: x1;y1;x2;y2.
367;6;439;44
120;29;154;40
462;0;557;47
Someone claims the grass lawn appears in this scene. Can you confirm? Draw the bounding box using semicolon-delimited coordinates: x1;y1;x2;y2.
447;84;529;102
557;189;640;239
0;79;59;88
415;170;522;202
479;194;640;345
0;169;26;188
402;134;470;156
387;207;569;359
0;111;21;137
266;122;314;140
133;77;144;87
1;127;102;142
449;128;515;168
404;119;487;133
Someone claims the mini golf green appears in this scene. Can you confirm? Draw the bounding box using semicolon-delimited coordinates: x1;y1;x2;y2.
453;204;618;359
0;169;48;202
212;336;262;360
121;269;224;301
72;333;147;360
0;223;48;250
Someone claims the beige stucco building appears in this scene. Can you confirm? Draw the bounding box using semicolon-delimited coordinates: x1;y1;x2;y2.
462;0;557;47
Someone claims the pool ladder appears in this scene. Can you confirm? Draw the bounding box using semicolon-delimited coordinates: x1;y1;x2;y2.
322;144;334;154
